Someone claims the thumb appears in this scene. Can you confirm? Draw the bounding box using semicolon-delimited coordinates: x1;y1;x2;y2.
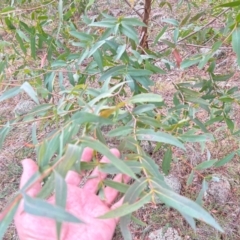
20;159;41;197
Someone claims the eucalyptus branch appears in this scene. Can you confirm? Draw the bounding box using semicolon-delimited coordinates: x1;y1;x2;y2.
0;0;55;16
159;8;230;52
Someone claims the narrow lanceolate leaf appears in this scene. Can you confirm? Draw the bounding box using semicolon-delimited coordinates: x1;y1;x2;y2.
104;179;129;193
129;93;163;103
54;171;67;240
180;133;213;143
162;148;172;175
0;201;19;239
30;36;36;59
195;159;218;170
0;86;21;102
57;144;84;177
141;155;164;180
136;129;185;150
99;193;151;219
0;122;10;149
21;82;39;104
107;126;132;137
72;112;112;125
187;171;194;186
81;137;136;179
180;213;196;230
54;171;67;208
151;178;223;232
232;28;240;66
22;193;83;223
196;179;208;206
214;152;235;167
120;179;148;240
217;0;240;8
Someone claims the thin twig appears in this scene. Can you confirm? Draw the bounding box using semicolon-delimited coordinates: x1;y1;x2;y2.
159;8;229;52
122;0;143;18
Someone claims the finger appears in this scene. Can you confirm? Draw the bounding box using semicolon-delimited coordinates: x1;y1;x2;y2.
81;147;94;162
65;170;81;186
104;174;131;205
20;159;41;197
83;148;120;193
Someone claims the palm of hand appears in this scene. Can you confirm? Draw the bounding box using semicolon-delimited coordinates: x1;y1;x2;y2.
14;148;128;240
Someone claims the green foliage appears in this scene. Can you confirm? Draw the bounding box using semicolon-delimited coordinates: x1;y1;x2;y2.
0;0;239;239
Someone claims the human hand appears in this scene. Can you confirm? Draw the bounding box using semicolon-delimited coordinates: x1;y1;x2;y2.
14;148;130;240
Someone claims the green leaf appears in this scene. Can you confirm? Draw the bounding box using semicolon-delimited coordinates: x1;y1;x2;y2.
99;161;142;174
89;20;116;28
141;155;164;180
145;61;166;74
212;73;234;82
99;193;151;219
195;159;218;170
72;112;112;125
162;18;179;27
114;44;126;61
120;179;148;240
214;152;235;167
44;72;56;92
32;122;38;145
69;31;93;41
180;133;213;143
121;18;146;27
162;148;172;175
196;179;208;206
0;122;10;149
81;137;137;179
139;116;161;128
225;118;234;133
22;193;83;223
153;26;168;46
54;171;67;208
30;36;36;59
21;82;39;104
54;170;67;240
1;6;15;13
136;129;185;149
0;87;21;102
189;11;205;22
217;0;240;8
187;171;194;186
15;33;26;54
152;178;223;232
93;49;103;72
129;93;163;103
88;40;106;57
51;60;67;68
192;118;208;133
96;127;107;145
180;13;191;27
185;96;209;106
58;144;84;177
180;213;196;230
131;215;147;227
99;65;126;81
107;126;132;137
128;69;152;77
181;58;201;69
121;23;139;43
0;201;19;239
104;179;129;193
133;104;156;114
